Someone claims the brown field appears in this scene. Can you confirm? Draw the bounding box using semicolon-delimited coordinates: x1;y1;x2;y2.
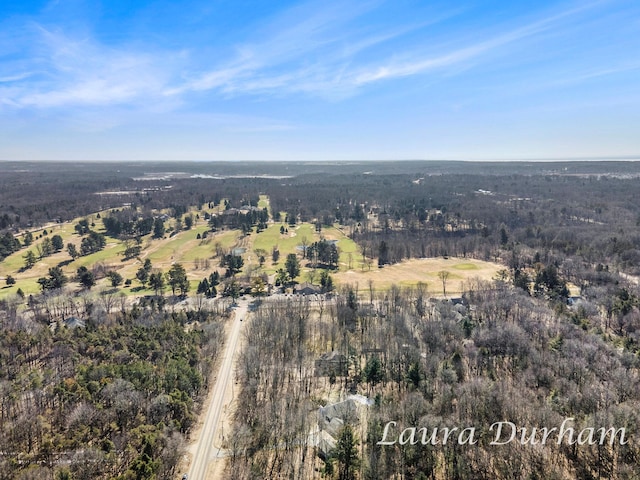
333;257;504;295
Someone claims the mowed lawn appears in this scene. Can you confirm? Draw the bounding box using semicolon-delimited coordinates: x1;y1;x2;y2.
0;218;116;297
319;226;361;270
257;194;271;217
1;198;503;299
248;222;360;275
0;214;241;298
104;228;241;294
333;257;503;295
250;223;315;274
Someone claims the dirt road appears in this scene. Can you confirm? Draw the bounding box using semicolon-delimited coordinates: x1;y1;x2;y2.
186;298;249;480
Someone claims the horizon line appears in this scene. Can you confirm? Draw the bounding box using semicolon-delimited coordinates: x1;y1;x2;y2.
1;156;640;163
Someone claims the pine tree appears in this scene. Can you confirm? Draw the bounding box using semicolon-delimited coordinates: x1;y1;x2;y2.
334;425;360;480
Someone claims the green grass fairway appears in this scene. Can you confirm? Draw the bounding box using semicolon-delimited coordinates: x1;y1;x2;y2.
250;223;315;273
257;194;271;217
0;197;503;300
247;221;364;279
146;226;211;265
0;209;242;299
452;262;480;271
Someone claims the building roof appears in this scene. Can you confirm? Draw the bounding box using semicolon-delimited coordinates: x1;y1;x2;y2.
296;282;321;295
317;351;346;362
63;316;86;328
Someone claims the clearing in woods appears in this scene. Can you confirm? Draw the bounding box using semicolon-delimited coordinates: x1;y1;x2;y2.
332;257;503;295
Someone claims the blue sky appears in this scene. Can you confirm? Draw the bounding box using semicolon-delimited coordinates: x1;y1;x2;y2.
0;0;639;161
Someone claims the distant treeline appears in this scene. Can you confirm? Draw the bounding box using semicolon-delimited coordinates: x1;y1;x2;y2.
3;161;640;276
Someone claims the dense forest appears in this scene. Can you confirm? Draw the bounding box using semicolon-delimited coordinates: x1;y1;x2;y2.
0;295;225;479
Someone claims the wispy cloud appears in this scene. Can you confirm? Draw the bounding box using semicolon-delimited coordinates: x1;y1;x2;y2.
166;1;459;99
0;72;35;83
164;1;607;100
349;7;579;86
0;0;633;111
0;22;181;112
540;63;640;90
18;27;171;108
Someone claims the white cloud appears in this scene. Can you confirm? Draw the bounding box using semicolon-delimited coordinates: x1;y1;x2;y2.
165;1;603;101
0;0;631;111
332;3;604;88
167;0;446;99
1;25;176;109
0;72;36;83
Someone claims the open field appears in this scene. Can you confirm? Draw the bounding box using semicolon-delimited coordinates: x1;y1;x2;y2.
319;225;361;270
1;213;504;299
333;257;503;295
257;194;270;217
246;222;362;276
0;217;120;296
1;192;504;299
250;223;315;273
246;222;496;295
0;210;241;298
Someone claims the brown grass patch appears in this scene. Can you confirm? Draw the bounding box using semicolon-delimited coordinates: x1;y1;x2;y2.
333;257;503;295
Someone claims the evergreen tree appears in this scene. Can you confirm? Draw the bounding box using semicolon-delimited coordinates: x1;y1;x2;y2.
107;271;123;287
149;271;165;296
51;234;64;252
209;271;220;286
378;240;389;266
334;425;360;480
37;266;68;291
364;356;384;386
320;270;334;292
285;253;300;282
23;231;33;246
23;250;37;269
167;263;189;297
67;243;79;260
136;267;149;286
197;278;210;296
77;266;95;289
153;218;165;239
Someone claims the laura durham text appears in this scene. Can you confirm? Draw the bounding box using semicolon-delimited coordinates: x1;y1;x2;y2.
377;418;628;447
